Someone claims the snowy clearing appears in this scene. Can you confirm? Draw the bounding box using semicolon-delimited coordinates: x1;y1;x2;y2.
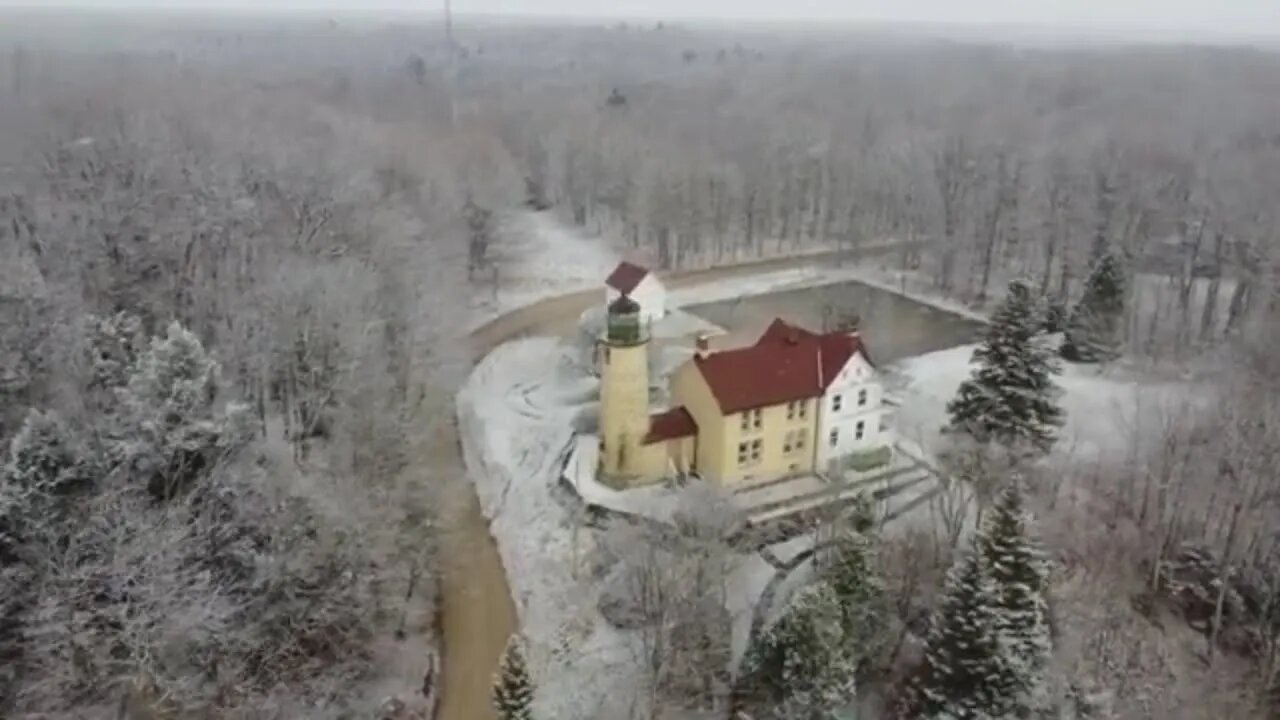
891;340;1208;472
467;211;622;331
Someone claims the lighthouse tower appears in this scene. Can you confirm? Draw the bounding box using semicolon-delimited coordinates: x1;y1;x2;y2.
598;293;652;484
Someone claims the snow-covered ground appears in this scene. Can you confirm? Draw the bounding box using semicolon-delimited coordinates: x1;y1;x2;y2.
467;211;622;331
564;434;689;522
891;339;1207;473
457;338;644;718
459;210;1217;716
459;336;825;717
726;532;818;669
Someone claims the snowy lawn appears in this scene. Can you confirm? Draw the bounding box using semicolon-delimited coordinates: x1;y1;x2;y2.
564;434;689;522
892;340;1207;474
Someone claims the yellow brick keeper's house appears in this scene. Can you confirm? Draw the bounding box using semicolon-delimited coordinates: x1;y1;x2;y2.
597;293;889;489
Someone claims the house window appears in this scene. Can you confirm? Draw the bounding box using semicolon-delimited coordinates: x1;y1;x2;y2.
798;401;807;419
750;439;762;462
787;401;796;420
783;431;793;453
740;413;749;431
785;430;805;454
832;394;843;412
855;420;865;440
737;441;749;465
858;388;868;407
753;409;763;429
829;428;839;447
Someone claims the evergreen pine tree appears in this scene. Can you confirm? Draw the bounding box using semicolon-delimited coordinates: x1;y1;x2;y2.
85;311;145;394
746;582;857;719
825;529;888;665
3;410;79;494
917;550;1017;719
492;634;535;720
124;321;223;424
946;280;1064;453
1042;296;1068;334
1;410;85;557
845;492;877;534
119;322;253;499
978;482;1052;705
1061;251;1127;363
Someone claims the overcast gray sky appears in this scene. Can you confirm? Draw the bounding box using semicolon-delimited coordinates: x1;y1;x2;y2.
5;0;1279;40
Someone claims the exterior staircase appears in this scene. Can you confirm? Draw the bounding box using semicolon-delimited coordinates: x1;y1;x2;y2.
737;443;942;544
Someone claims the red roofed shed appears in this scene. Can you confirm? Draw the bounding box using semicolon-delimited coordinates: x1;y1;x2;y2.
605;261;650;294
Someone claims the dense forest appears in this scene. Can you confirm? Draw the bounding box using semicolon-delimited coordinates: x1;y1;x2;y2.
2;10;1279;719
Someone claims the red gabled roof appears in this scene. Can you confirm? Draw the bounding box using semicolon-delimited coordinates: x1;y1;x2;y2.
758;318;875;368
758;317;814;345
606;261;650;294
693;319;866;414
644;406;697;444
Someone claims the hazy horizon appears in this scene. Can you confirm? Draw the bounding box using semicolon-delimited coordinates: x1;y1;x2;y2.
1;0;1278;44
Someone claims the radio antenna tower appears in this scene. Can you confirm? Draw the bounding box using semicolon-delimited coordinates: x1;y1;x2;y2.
444;0;454;53
445;0;458;128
